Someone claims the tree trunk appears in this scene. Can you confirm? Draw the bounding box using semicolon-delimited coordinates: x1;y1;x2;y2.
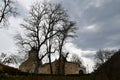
47;39;53;74
58;44;63;75
48;52;53;74
34;54;40;73
34;49;42;73
57;37;65;75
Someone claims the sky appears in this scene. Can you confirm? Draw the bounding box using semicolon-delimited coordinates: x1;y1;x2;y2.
0;0;120;73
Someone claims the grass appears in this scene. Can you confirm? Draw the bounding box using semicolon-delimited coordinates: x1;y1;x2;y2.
0;71;96;80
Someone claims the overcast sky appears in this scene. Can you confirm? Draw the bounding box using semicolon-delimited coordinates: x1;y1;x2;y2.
0;0;120;72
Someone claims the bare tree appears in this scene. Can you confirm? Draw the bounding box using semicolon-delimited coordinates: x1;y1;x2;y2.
15;2;49;73
0;0;17;27
0;53;6;63
94;49;116;69
71;54;82;65
0;52;22;65
57;21;76;59
56;21;76;74
43;3;69;74
15;1;76;74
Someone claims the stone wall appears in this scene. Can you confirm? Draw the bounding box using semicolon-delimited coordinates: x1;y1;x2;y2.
65;62;80;74
39;60;58;74
0;64;3;70
19;48;86;74
39;60;86;75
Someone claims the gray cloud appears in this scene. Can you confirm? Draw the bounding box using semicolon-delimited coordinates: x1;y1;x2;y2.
53;0;120;50
77;0;120;50
15;1;28;18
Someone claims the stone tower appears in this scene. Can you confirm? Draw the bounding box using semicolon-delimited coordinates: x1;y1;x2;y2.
19;47;39;73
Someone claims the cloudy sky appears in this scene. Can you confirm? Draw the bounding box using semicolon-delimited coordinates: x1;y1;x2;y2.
0;0;120;72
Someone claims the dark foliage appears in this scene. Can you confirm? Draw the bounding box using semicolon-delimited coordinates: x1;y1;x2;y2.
93;50;120;80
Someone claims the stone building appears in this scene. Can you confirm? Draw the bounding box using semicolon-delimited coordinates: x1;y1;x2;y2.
19;48;39;73
0;63;3;70
19;48;86;74
39;60;86;74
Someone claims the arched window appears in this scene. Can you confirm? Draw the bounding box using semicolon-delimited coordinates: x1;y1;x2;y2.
79;70;84;74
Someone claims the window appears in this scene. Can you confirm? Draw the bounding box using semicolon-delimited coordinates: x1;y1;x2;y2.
79;70;84;74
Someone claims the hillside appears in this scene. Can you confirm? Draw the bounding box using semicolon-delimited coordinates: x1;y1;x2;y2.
93;50;120;80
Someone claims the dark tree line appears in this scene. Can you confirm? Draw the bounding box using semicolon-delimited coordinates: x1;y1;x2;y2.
15;1;77;74
93;50;120;80
94;49;117;69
